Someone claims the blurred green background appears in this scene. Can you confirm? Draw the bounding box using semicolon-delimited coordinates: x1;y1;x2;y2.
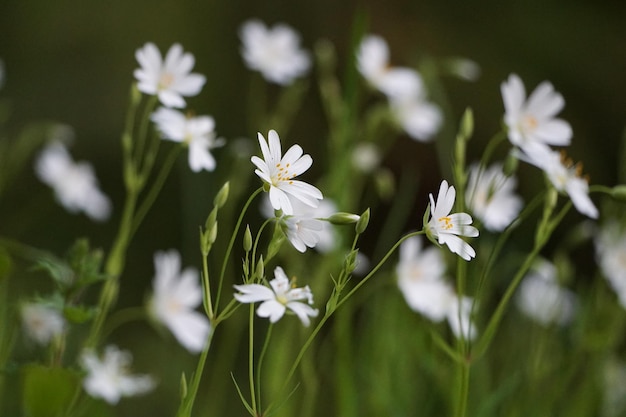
1;0;626;415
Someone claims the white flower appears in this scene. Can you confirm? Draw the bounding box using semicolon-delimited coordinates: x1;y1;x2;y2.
21;303;65;345
356;35;423;100
151;107;224;172
501;73;572;150
149;250;211;353
35;142;111;221
134;43;206;108
351;142;381;173
239;19;310;85
595;222;626;308
466;163;523;232
516;260;576;326
251;130;323;215
520;146;598;219
427;180;479;261
390;94;443;142
396;237;477;339
283;216;324;253
81;345;155;405
396;236;450;321
234;266;319;326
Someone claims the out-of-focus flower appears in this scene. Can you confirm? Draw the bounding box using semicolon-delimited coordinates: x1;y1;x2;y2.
239;19;310;85
21;303;65;345
516;260;576;326
35;142;111;221
396;236;477;339
251;130;323;215
81;345;155;405
595;222;626;308
234;266;318;326
521;146;598;219
151;107;224;172
134;43;206;108
356;35;423;100
426;180;479;261
149;250;211;353
466;163;522;232
446;58;481;82
390;95;443;142
351;142;382;173
501;73;572;150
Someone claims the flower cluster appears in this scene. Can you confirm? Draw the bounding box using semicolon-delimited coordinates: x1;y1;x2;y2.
357;34;442;141
501;74;597;218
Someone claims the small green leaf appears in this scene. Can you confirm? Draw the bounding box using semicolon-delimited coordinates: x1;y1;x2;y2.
22;364;80;417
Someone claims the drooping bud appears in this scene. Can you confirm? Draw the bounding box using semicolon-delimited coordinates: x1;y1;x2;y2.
355;208;370;234
327;212;360;225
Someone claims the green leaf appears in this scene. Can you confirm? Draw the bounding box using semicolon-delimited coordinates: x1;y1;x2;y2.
63;305;97;324
22;364;80;417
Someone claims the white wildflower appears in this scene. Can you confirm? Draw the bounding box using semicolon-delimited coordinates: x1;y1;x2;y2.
21;303;65;345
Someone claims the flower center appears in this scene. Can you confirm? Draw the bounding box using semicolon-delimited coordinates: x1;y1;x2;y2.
158;72;175;90
276;293;289;305
523;115;538;131
438;216;454;230
274;162;296;185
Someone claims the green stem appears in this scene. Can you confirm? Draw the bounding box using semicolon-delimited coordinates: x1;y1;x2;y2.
248;305;257;415
454;360;471;417
177;326;217;417
256;323;273;412
215;187;263;311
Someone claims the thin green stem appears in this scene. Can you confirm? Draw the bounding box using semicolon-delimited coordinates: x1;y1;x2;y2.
215;187;263;310
202;245;214;319
454;361;471;417
248;305;257;415
256;323;273;412
177;326;217;417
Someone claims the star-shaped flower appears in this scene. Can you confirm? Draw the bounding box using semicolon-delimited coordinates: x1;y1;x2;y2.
151;107;224;172
501;73;572;150
21;303;66;346
426;180;479;261
251;130;323;215
35;142;111;221
521;146;598;219
239;19;310;85
134;43;206;108
81;345;155;405
233;266;319;326
466;163;523;232
149;250;211;353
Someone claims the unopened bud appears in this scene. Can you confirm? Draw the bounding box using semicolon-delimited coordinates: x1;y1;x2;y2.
214;182;230;208
460;107;474;140
344;249;359;274
243;225;252;252
355;209;370;234
327;212;360;225
611;185;626;200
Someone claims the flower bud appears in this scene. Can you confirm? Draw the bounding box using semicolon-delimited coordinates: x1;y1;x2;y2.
327;212;360;225
611;185;626;200
243;225;252;252
355;208;370;234
214;182;230;208
460;107;474;141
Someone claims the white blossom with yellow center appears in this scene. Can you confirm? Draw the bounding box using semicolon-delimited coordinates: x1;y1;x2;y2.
251;130;323;215
427;180;479;261
501;73;572;150
134;43;206;108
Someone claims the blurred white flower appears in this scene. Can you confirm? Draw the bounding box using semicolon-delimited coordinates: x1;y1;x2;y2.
447;58;481;82
240;19;310;85
520;146;598;219
356;35;423;100
35;142;111;221
390;94;443;142
396;236;477;339
516;260;577;326
396;236;449;320
595;222;626;309
501;73;572;150
427;180;479;261
134;43;206;108
81;345;155;405
466;163;523;232
283;215;324;253
21;303;65;345
234;266;319;326
351;142;381;173
150;250;211;353
151;107;224;172
251;130;323;215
